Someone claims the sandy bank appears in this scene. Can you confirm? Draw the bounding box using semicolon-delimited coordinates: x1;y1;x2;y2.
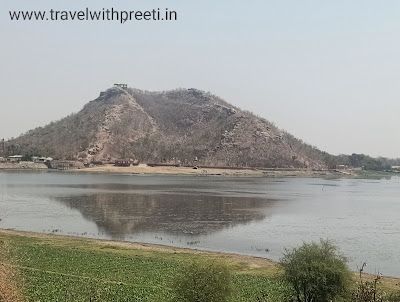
72;164;340;177
75;164;264;176
0;162;368;178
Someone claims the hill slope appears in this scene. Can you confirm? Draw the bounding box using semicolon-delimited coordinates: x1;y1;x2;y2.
6;86;326;168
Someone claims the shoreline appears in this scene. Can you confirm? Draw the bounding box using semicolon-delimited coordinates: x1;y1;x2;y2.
1;228;399;283
0;228;275;268
0;162;369;178
2;162;397;178
2;229;399;301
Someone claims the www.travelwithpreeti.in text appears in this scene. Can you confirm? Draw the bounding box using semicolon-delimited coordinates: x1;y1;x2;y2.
9;8;178;24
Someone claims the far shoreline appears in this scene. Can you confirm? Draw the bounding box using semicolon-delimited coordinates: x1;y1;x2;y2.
1;162;389;178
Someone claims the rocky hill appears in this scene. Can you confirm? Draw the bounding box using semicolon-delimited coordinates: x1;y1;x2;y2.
6;86;326;168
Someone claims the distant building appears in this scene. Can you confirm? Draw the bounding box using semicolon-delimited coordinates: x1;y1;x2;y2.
7;155;23;163
115;159;131;167
46;160;83;170
32;156;53;163
114;83;128;90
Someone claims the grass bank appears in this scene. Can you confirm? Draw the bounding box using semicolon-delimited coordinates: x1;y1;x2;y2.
0;230;398;301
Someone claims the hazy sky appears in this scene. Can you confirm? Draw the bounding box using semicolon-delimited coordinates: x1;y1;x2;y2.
1;1;399;158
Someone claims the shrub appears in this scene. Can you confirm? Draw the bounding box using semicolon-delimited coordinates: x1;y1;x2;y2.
171;259;232;302
279;239;352;302
352;262;400;302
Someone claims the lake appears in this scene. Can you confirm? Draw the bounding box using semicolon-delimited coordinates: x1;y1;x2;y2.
0;171;399;277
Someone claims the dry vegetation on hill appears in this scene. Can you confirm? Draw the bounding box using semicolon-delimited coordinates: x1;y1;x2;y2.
5;86;327;168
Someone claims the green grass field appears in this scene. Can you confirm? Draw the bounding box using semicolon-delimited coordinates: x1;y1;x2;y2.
0;230;398;302
0;231;293;302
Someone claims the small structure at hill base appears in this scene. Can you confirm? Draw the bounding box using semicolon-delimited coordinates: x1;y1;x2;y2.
46;161;83;170
32;156;53;163
7;155;23;163
114;83;128;90
115;159;131;167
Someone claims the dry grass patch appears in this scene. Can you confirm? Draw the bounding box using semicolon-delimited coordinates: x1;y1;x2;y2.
0;239;22;302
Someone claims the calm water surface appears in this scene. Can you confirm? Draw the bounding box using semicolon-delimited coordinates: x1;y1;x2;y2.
0;171;399;277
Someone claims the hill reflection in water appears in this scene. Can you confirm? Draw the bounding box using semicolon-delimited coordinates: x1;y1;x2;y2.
56;192;276;237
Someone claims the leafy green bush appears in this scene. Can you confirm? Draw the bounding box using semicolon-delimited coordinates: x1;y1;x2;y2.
279;239;352;302
171;259;232;302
